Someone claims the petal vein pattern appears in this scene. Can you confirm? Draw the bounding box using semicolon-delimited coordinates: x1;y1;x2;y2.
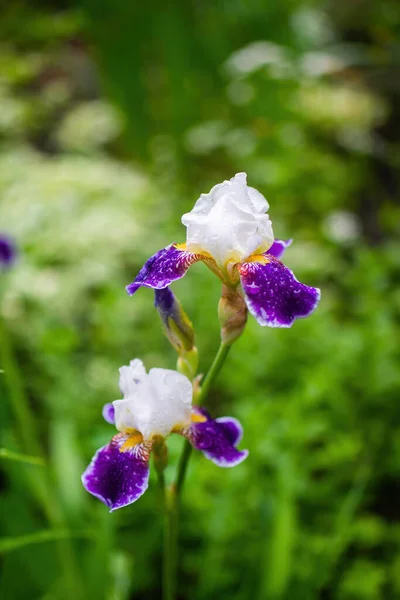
126;244;203;295
239;257;320;327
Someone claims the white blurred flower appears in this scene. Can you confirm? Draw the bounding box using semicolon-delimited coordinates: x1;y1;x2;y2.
56;101;122;151
226;80;254;105
224;129;257;158
224;41;289;78
184;120;228;155
291;8;334;45
300;52;345;77
324;210;361;244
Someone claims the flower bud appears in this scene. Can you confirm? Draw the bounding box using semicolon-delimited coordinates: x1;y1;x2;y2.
218;284;248;344
177;347;199;380
154;287;196;355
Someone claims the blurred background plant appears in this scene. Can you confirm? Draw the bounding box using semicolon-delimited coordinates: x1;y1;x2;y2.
0;1;399;599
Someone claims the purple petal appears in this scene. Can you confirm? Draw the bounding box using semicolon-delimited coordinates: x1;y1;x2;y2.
189;408;248;468
81;441;150;511
239;257;320;328
0;234;16;268
154;287;195;352
102;403;115;425
215;416;243;445
126;244;203;296
267;239;292;259
154;286;175;314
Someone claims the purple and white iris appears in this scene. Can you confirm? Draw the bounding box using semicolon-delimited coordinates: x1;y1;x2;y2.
126;173;320;327
82;359;247;511
0;234;16;269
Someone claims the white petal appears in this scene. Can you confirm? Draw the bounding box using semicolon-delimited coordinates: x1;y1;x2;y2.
182;172;274;266
118;359;146;397
113;362;192;440
113;397;142;432
148;368;192;435
254;213;274;253
247;186;269;212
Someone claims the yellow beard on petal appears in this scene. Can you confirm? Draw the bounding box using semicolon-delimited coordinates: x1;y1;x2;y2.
173;241;223;279
246;254;270;265
120;430;144;452
171;412;206;434
174;241;243;285
173;242;187;251
171;416;194;433
191;413;207;424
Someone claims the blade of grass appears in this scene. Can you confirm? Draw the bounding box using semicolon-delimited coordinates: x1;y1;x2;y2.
0;529;92;554
0;314;83;599
0;447;46;466
259;456;297;600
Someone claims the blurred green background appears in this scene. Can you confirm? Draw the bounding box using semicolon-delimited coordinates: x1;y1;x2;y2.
1;1;399;599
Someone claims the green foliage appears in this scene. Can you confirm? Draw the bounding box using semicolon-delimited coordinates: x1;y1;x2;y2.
0;0;399;599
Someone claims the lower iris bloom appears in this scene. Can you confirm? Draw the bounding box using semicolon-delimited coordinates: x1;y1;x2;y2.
82;359;247;511
126;173;320;328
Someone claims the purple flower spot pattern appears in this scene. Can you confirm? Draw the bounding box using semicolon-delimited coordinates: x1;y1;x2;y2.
126;245;203;296
81;440;150;512
189;408;248;467
239;257;320;327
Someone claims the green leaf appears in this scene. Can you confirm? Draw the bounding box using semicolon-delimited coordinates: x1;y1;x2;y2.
0;447;46;466
0;529;91;554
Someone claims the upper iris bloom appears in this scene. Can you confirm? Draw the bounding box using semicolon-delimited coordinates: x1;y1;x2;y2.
126;173;320;327
82;359;247;511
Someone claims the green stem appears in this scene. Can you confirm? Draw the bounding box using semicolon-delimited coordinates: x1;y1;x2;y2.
0;314;82;599
175;440;192;496
197;342;231;407
175;341;231;495
162;341;232;600
163;486;178;600
158;469;177;600
157;470;166;491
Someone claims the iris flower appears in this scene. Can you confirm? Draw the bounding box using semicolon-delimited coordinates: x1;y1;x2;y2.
126;173;320;327
82;359;247;511
0;234;16;269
